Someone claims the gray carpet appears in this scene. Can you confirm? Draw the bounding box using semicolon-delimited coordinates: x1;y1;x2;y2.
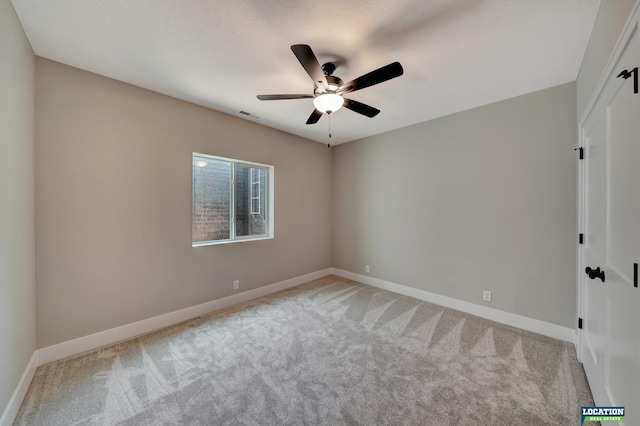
15;276;594;425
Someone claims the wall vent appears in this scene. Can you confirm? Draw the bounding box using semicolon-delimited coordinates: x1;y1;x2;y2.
239;111;260;119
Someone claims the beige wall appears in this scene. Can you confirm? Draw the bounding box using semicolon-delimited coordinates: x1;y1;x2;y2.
0;0;36;414
577;0;637;117
332;82;577;328
35;58;332;347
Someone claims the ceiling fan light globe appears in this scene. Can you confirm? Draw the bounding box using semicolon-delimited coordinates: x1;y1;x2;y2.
313;93;344;113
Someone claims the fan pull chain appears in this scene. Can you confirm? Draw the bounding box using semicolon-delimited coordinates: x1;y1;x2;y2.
327;114;332;148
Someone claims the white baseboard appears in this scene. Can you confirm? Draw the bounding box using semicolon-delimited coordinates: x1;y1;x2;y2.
331;268;575;343
37;268;332;366
0;351;37;426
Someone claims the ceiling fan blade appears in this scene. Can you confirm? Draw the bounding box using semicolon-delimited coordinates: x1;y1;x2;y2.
339;62;404;94
291;44;328;88
257;94;313;100
306;109;323;125
343;98;381;118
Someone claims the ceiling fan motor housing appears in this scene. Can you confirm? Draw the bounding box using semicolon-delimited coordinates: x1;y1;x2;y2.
316;75;344;95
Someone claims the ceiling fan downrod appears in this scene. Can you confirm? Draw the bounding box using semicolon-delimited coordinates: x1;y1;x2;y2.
321;62;336;76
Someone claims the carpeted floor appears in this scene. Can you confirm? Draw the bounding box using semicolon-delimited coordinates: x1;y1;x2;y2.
15;276;594;425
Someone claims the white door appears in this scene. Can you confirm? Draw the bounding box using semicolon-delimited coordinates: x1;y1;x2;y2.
580;102;608;405
579;13;640;424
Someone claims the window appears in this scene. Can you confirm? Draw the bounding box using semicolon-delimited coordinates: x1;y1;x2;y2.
192;153;274;246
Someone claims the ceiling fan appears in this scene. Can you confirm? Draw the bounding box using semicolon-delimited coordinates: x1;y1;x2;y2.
257;44;404;125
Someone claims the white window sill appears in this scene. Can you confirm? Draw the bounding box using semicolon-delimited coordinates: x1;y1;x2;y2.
192;235;274;247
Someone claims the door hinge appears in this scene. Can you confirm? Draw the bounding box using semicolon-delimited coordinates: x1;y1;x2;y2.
617;67;638;94
578;317;583;329
574;147;584;159
579;233;584;245
634;263;638;288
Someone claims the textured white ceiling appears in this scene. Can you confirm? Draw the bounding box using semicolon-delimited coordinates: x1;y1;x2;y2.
12;0;600;145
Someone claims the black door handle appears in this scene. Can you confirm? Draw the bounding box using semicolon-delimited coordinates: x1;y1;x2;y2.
585;267;605;282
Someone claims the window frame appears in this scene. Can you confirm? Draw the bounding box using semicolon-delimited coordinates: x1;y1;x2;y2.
192;152;274;247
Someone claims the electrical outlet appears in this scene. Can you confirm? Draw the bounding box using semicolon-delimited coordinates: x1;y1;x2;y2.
233;280;239;290
483;290;492;302
365;265;370;273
